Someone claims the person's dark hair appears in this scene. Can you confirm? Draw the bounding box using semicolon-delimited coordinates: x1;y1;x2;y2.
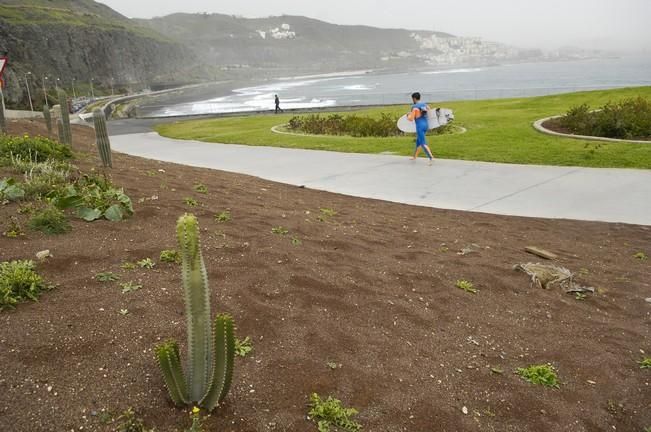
411;92;421;101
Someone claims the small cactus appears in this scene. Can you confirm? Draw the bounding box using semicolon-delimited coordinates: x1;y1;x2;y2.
92;108;112;168
155;214;235;411
57;89;72;145
43;105;52;137
0;100;5;134
56;118;65;144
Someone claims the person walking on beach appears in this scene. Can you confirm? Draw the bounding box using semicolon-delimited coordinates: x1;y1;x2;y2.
408;92;435;165
274;94;283;114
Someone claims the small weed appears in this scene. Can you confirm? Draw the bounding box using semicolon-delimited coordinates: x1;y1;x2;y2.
121;262;137;270
120;281;142;293
644;427;651;432
145;170;157;177
160;250;181;264
516;364;560;388
308;393;362;432
234;336;253;358
96;272;119;282
327;361;340;370
137;258;156;269
119;309;129;316
185;407;205;432
634;251;648;261
214;211;231;223
184;197;199;207
17;203;35;215
456;279;477;294
0;260;50;310
29;206;71;235
193;183;208;194
639;357;651;369
574;292;587;301
116;408;154;432
291;236;302;246
438;246;449;253
3;217;24;238
319;208;337;219
272;226;289;235
98;410;113;424
578;268;590;275
490;367;504;375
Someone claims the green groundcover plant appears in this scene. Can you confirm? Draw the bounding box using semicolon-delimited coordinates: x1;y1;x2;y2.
0;134;72;164
0;260;50;310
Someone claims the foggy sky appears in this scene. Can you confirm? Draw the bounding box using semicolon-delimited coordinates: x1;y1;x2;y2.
97;0;651;51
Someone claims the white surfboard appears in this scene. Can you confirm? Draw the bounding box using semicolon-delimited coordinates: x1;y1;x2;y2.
397;108;454;133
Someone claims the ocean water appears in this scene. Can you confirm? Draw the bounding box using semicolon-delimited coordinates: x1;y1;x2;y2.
143;56;651;117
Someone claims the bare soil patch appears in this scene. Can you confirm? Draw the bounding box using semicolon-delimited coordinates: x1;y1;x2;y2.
1;119;650;432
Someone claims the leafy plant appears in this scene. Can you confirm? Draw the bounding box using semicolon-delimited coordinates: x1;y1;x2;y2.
214;211;231;223
185;407;205;432
53;174;133;222
0;260;50;310
154;214;235;412
291;236;302;246
120;281;142;293
456;279;477;294
0;178;25;202
160;249;181;264
137;258;156;269
639;357;651;369
308;393;362;432
17;159;73;198
121;262;137;270
119;309;130;316
320;208;337;218
0;134;72;165
234;337;253;358
634;251;648;261
29;205;71;235
184;197;199;207
116;408;154;432
516;364;560;388
574;292;587;301
193;183;208;194
96;272;119;282
272;226;289;235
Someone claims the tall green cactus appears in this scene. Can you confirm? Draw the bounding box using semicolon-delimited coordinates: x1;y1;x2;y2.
92;108;112;168
57;89;72;145
56;118;65;144
43;105;52;137
0;100;5;134
155;214;235;411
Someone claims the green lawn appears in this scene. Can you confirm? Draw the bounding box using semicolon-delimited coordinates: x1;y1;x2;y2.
155;86;651;169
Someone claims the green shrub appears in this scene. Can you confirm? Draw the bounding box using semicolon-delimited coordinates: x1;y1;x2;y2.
0;260;49;310
308;393;362;432
53;173;133;222
288;113;402;137
160;249;181;264
561;97;651;140
29;205;71;235
0;134;72;164
516;364;560;388
15;159;75;198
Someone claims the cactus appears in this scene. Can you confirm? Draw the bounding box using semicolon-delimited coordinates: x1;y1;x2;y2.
0;100;5;134
43;105;52;137
57;118;65;144
155;214;235;411
57;89;72;145
92;108;112;168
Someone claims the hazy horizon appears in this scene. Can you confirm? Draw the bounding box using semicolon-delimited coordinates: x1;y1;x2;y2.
97;0;651;53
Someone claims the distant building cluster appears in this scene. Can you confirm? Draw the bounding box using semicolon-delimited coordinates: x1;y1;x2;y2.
257;23;297;40
409;33;523;65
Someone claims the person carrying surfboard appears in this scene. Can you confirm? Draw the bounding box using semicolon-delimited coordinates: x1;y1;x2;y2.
407;92;435;165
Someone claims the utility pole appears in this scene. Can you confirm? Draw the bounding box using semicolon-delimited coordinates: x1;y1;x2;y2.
90;77;95;99
24;72;34;111
71;78;77;98
42;75;49;107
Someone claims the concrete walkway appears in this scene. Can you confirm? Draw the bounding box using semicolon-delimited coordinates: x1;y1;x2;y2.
110;132;651;225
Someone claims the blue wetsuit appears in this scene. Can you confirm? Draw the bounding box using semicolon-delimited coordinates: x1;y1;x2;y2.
411;102;429;148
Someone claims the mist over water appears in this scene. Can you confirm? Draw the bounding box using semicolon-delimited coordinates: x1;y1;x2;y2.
143;56;651;117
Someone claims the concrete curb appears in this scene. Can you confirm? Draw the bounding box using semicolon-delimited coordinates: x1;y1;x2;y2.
533;116;651;144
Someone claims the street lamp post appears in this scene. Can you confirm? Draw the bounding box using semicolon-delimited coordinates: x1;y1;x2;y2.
90;78;95;99
24;72;34;112
42;75;49;107
71;78;77;99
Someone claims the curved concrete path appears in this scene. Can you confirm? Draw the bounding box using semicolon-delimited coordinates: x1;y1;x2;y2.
109;132;651;226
